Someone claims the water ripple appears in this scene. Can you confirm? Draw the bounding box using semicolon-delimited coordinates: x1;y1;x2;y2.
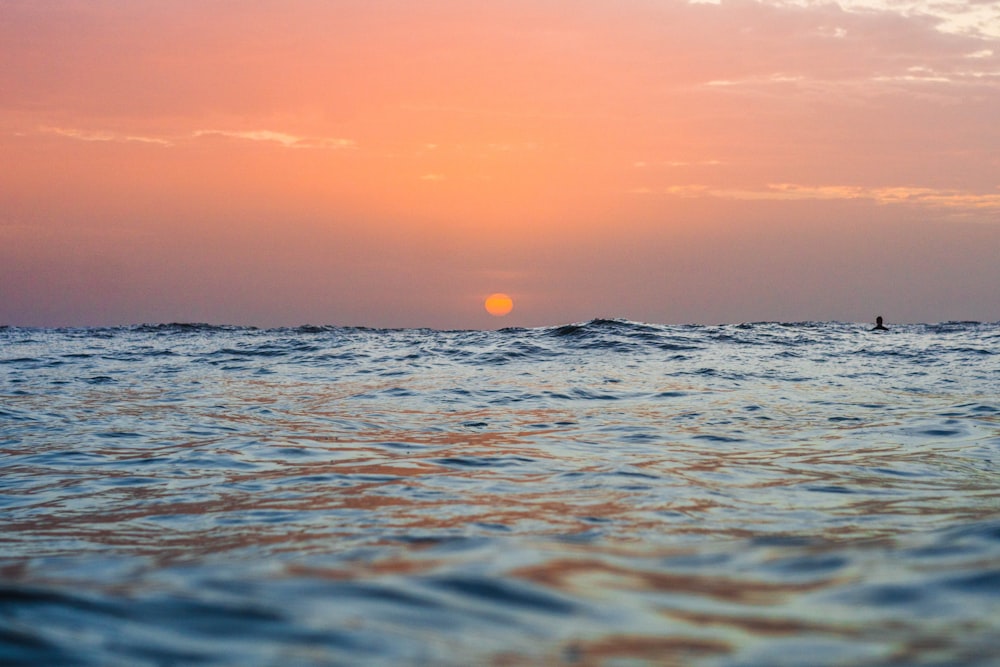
1;321;998;665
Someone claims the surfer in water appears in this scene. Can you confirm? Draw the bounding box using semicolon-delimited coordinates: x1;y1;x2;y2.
872;315;888;331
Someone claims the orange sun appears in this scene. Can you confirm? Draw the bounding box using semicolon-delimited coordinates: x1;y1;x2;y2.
484;293;514;317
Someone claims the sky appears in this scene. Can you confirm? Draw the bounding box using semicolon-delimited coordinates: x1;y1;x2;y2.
2;0;998;329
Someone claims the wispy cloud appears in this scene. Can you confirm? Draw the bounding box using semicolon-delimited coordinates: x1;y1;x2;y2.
192;130;355;149
37;126;357;151
40;126;172;146
763;0;1000;38
634;160;725;168
644;183;1000;211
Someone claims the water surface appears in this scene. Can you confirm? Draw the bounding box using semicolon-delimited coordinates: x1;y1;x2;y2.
2;321;998;665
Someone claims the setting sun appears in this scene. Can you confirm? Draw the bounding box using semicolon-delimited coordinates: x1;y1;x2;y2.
484;293;514;317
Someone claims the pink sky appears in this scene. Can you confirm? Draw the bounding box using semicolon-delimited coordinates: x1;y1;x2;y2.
2;0;998;328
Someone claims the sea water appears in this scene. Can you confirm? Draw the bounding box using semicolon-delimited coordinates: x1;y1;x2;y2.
1;320;998;666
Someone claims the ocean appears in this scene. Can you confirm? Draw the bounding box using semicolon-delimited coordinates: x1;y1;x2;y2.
1;320;998;666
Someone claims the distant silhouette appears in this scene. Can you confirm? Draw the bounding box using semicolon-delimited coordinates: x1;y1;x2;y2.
872;315;888;331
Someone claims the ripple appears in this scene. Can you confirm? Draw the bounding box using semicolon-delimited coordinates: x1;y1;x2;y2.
1;323;998;666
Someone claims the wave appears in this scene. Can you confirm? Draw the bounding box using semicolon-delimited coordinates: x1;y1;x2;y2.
131;323;259;334
3;318;997;336
3;316;999;666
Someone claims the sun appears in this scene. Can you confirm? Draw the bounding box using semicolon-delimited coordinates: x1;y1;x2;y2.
484;293;514;317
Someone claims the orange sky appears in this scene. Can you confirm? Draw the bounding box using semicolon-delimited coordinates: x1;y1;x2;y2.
2;0;998;328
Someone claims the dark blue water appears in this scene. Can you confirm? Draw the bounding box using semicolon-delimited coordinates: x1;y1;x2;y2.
2;320;998;665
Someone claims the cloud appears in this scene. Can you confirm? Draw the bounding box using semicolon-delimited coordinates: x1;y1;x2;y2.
192;130;356;150
868;186;1000;209
763;0;1000;38
634;160;724;168
40;126;172;146
35;126;358;151
655;182;1000;212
